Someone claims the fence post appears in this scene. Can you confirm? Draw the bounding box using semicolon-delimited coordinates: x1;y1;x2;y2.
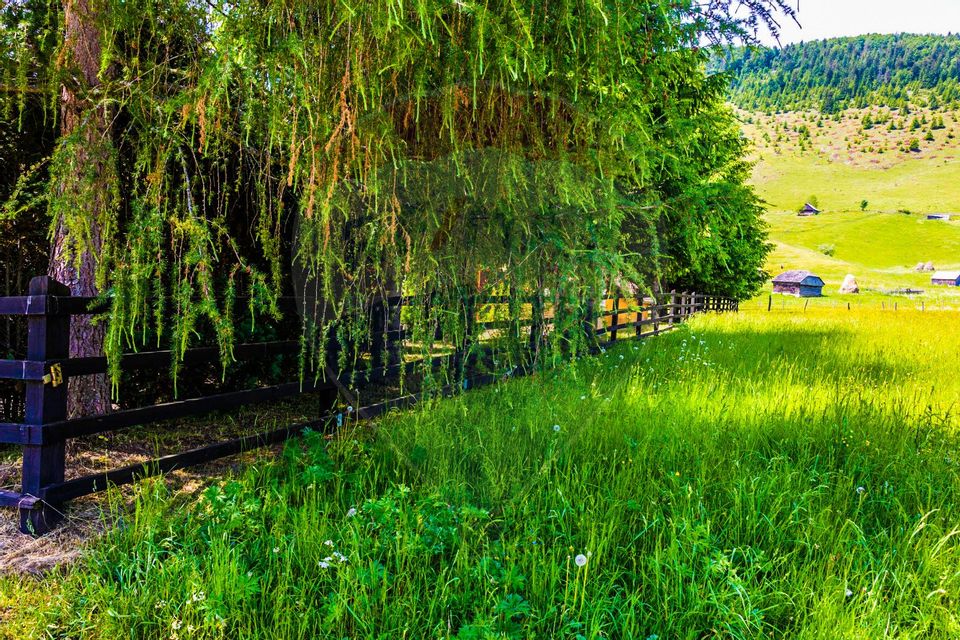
609;296;619;342
652;297;660;335
20;276;70;535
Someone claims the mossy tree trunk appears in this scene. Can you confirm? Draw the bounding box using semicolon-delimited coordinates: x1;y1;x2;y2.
48;0;110;417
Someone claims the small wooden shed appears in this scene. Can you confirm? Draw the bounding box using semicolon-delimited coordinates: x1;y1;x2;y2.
931;271;960;287
773;270;825;297
798;203;821;217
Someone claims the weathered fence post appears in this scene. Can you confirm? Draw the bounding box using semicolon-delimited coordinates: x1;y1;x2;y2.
20;276;70;535
609;296;619;342
652;297;660;335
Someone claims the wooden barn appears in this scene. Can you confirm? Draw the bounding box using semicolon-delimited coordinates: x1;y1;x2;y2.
931;271;960;287
773;270;825;297
798;203;821;217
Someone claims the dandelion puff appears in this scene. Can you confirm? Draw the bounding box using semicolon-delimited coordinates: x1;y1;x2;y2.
575;554;588;567
845;588;854;598
856;486;866;495
553;424;561;432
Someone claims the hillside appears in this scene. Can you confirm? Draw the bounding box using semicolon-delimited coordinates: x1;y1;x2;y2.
738;105;960;305
742;106;960;212
721;34;960;112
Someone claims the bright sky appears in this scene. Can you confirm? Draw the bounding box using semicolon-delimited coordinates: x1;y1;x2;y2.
757;0;960;46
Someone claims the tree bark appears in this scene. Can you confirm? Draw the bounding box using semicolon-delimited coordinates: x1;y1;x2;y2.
49;0;111;417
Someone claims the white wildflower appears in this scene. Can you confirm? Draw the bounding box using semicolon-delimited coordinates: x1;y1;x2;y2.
346;507;358;518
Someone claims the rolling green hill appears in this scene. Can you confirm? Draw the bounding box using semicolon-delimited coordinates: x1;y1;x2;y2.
740;108;960;306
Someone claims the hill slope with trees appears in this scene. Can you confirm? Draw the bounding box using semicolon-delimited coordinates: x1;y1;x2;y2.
720;34;960;112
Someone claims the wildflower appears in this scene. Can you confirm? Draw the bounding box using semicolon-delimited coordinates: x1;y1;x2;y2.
324;540;334;547
273;547;280;554
553;424;561;432
319;560;331;569
172;619;182;630
333;551;348;563
856;486;866;495
845;588;853;598
346;507;358;518
347;406;354;413
191;591;206;602
575;554;588;567
580;395;586;400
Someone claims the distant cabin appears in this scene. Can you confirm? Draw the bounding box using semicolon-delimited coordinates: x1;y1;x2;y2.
927;214;952;221
773;270;825;297
798;204;821;217
931;271;960;287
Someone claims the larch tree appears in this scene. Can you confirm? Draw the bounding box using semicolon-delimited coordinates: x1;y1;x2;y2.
49;0;114;416
1;0;797;399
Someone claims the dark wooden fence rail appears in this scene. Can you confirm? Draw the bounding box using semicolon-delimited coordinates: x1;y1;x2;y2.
0;276;736;534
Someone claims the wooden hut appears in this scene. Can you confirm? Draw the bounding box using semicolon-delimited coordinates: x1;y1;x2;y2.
773;270;825;297
798;203;821;217
931;271;960;287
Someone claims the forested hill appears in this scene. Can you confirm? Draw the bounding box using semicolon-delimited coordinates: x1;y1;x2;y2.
720;34;960;112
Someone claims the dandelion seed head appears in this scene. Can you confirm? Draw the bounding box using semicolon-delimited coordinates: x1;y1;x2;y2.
575;554;588;567
553;424;561;432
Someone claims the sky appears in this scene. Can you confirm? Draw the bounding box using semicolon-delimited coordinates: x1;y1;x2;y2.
756;0;960;46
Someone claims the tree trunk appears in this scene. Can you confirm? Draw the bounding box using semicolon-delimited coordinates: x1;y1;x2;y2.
49;0;111;417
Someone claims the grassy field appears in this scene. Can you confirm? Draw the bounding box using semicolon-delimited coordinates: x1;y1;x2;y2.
740;106;960;303
761;209;960;303
3;308;959;638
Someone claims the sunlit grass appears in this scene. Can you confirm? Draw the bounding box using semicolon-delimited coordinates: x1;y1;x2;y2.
4;308;960;638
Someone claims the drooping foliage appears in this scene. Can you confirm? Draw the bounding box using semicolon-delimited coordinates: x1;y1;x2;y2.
720;34;960;113
1;0;788;385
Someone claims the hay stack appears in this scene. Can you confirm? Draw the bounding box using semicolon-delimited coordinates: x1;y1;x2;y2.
839;274;860;294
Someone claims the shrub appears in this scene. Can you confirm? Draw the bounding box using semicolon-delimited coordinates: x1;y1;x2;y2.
817;243;836;257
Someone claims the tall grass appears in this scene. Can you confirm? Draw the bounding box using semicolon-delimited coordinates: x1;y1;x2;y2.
4;309;960;639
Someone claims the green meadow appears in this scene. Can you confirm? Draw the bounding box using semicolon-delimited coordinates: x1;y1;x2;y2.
3;309;959;639
761;209;960;303
743;108;960;303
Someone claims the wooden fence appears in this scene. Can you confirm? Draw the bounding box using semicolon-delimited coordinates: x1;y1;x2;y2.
0;276;736;534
